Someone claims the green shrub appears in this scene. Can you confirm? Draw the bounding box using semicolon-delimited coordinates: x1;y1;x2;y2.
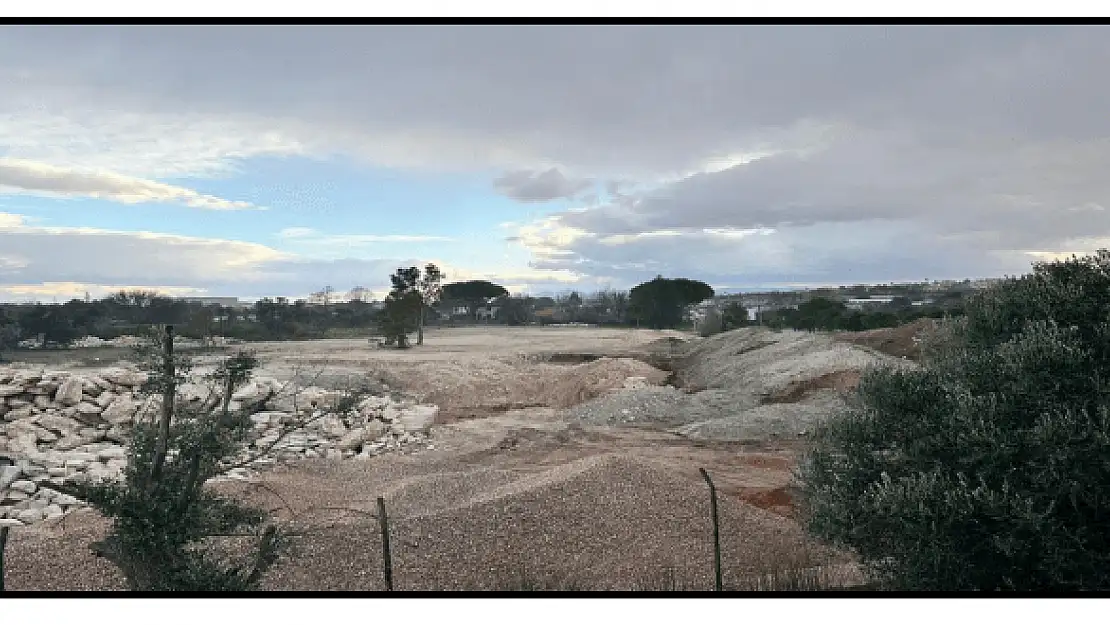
60;328;285;591
798;251;1110;591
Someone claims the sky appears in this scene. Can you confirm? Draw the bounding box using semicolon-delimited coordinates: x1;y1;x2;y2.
2;24;1110;302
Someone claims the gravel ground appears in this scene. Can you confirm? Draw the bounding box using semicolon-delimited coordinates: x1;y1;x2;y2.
1;418;849;591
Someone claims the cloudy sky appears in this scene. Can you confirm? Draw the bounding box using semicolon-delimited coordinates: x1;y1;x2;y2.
1;25;1108;302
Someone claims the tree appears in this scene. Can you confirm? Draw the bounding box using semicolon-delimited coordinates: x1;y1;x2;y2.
498;295;534;326
416;263;444;346
0;310;21;361
380;267;422;348
628;276;714;329
60;326;285;591
720;302;749;331
440;280;509;321
799;250;1110;591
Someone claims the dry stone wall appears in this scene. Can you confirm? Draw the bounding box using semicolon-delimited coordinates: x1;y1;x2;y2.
0;366;439;528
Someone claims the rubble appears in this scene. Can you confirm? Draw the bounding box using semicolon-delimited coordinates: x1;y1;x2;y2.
0;365;439;527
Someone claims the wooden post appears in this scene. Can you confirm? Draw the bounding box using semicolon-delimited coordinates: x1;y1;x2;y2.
376;496;394;591
0;525;9;592
149;325;176;485
699;468;723;592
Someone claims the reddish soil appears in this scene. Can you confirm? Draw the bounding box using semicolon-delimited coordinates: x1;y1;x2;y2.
835;318;938;361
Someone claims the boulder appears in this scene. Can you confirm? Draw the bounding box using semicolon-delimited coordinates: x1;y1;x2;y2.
9;479;37;494
76;401;103;416
4;406;34;421
54;378;85;406
16;508;44;524
44;503;64;518
0;465;20;490
97;446;127;462
320;415;349;439
102;396;138;425
0;518;22;528
399;405;438;433
102;369;148;387
0;384;22;397
35;414;81;436
94;390;117;409
1;491;29;504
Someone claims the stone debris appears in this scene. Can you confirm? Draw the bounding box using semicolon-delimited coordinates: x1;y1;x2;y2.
0;365;438;527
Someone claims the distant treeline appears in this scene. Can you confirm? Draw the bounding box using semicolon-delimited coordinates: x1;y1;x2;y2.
757;296;965;332
0;279;971;355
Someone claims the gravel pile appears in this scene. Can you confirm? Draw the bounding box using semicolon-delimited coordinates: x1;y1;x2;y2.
564;327;908;442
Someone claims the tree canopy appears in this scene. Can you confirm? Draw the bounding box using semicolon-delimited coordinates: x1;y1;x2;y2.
799;250;1110;591
627;276;714;329
440;280;509;302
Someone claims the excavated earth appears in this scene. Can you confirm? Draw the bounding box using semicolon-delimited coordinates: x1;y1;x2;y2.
1;324;931;591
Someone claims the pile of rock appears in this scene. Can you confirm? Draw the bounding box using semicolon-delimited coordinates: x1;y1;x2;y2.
0;366;439;527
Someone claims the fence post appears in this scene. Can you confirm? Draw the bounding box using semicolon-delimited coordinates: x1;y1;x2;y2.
376;496;394;591
699;468;723;592
0;525;9;592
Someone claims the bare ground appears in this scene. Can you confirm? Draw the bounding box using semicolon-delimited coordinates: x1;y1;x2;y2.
2;325;885;591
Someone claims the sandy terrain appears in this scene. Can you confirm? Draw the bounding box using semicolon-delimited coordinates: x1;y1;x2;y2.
2;324;899;591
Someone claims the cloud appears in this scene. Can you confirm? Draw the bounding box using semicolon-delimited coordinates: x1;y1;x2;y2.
5;26;1110;286
276;227;453;243
492;167;593;202
0;158;256;209
0;211;585;302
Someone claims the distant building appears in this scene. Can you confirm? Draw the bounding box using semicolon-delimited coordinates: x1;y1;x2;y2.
177;296;249;308
846;296;895;311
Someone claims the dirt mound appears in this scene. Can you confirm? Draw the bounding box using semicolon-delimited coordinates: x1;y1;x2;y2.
566;327;904;440
372;357;671;422
677;328;890;394
835;318;939;361
763;370;862;404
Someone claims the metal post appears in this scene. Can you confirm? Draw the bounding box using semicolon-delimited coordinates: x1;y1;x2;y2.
376;496;394;591
699;468;723;591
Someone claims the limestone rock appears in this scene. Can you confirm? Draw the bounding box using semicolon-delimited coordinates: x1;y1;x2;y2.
94;390;117;409
0;384;22;397
4;406;34;421
102;369;148;387
0;465;20;490
76;401;103;416
54;378;85;406
9;479;37;494
399;405;438;433
16;508;44;524
35;414;81;436
97;446;127;462
320;415;348;439
1;491;28;504
102;396;138;425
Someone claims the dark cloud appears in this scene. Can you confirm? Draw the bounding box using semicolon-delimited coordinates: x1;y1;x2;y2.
4;26;1110;289
492;168;593;202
